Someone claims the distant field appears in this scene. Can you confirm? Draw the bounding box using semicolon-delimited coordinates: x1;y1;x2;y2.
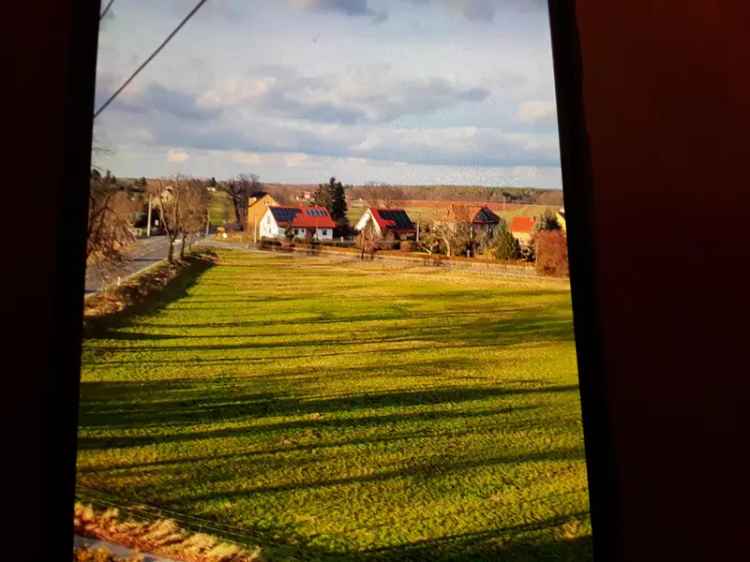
209;191;234;226
78;250;590;562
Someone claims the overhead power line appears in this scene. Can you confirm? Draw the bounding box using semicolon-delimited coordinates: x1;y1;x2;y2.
94;0;210;119
100;0;115;21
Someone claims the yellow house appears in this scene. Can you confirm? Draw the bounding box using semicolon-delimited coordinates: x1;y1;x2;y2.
556;207;566;233
247;192;278;243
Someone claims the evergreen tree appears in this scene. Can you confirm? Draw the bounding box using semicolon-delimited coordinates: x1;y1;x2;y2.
314;177;349;228
491;225;522;261
329;178;348;225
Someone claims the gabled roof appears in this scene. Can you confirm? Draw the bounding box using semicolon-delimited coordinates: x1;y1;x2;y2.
291;206;336;229
510;216;536;234
445;204;500;225
248;192;275;209
268;206;300;226
370;208;416;232
472;206;501;225
268;206;336;229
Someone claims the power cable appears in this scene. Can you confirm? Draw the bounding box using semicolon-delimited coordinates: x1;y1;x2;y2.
94;0;210;119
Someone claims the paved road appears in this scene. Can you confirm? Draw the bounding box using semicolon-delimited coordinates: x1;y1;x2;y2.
85;235;178;294
75;535;179;562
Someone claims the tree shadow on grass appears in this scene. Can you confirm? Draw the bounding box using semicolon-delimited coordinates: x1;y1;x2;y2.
78;369;577;435
355;514;593;562
88;312;573;354
77;402;549;451
78;414;554;475
83;253;217;338
161;446;585;505
80;481;591;562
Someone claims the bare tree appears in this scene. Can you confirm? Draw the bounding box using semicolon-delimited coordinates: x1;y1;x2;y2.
419;221;473;258
358;219;379;260
152;176;210;263
151;178;182;264
220;173;262;227
354;183;405;208
179;179;210;259
86;176;138;271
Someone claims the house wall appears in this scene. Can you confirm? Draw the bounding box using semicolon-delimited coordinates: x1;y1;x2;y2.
354;211;382;236
316;228;334;240
260;212;282;239
247;194;279;239
290;227;334;240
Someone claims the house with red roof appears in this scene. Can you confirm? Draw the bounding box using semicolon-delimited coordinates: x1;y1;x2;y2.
354;208;417;240
260;205;336;241
510;216;537;246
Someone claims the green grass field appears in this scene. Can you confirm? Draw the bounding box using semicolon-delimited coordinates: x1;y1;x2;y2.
77;249;591;562
209;191;235;226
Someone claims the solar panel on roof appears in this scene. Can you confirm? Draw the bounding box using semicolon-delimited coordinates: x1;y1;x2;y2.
270;207;300;223
378;209;415;229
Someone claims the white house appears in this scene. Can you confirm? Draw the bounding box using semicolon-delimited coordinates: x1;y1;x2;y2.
354;208;417;240
260;206;336;241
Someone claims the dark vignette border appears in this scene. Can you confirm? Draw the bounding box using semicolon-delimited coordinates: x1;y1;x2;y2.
547;2;621;560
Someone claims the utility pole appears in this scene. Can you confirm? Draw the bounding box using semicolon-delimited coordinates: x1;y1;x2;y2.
146;194;152;237
205;209;210;237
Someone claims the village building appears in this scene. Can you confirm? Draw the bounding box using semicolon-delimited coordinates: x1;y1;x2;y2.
246;191;279;243
260;206;335;241
444;204;504;235
510;216;536;246
354;208;417;240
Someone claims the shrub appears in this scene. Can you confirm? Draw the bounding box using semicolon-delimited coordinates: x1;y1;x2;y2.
400;240;415;252
535;229;568;276
535;210;562;232
480;225;520;261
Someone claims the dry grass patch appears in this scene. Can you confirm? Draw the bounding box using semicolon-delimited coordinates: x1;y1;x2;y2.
75;503;264;562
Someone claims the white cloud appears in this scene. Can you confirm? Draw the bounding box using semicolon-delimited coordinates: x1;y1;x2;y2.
405;0;547;22
228;151;262;166
518;100;557;124
94;0;560;186
288;0;384;22
285;153;310;167
198;66;490;125
167;149;190;163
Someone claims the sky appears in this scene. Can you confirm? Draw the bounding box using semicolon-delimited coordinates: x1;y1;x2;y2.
93;0;561;187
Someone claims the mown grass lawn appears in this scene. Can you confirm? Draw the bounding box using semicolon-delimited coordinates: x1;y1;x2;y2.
77;249;591;562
